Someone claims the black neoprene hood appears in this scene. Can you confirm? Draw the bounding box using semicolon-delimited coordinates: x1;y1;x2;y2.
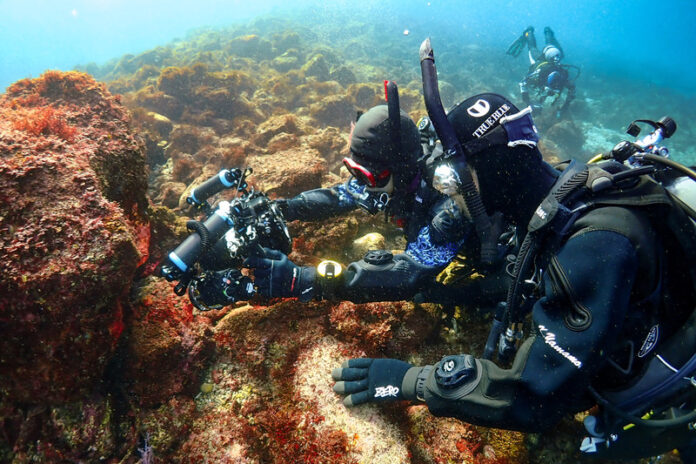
446;93;558;224
349;105;421;169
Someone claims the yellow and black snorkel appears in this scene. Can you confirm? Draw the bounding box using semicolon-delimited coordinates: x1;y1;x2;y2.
419;38;498;267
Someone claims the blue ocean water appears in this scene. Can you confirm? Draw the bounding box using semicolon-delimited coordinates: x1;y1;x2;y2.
2;0;695;94
2;0;695;161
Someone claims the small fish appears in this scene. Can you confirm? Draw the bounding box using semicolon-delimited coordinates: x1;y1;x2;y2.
403;29;410;36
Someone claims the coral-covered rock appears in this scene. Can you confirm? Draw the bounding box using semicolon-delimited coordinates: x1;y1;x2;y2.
347;83;382;110
169;124;218;156
155;180;187;208
329;65;357;87
198;300;431;464
227;34;273;60
0;71;148;404
329;301;436;354
309;94;355;128
351;232;386;257
306;126;349;168
301;54;331;81
130;84;185;120
247;147;327;197
271;31;302;54
251;113;302;147
138;396;197;459
405;405;528;464
1;396;120;462
271;50;301;73
124;277;217;406
287;209;392;264
544;120;586;157
293;337;410;463
267;132;299;152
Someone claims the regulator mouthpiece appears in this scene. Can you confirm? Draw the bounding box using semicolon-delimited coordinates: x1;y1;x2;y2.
432;163;460;196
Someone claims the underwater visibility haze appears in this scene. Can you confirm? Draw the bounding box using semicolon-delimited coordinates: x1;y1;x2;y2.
1;0;696;463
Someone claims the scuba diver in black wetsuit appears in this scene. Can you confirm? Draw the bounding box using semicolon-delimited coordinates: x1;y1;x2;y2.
194;82;512;308
507;26;577;119
331;39;696;462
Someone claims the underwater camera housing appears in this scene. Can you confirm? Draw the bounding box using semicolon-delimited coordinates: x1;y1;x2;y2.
160;167;292;310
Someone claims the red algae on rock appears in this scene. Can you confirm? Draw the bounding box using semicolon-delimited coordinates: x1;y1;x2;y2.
11;106;78;141
124;277;217;407
0;71;148;404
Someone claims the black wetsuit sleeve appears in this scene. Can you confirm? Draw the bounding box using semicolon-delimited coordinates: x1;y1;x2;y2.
331;253;441;303
422;229;640;432
276;186;358;221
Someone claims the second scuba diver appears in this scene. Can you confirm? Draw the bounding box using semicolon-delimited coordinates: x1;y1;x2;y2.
196;84;512;308
507;26;577;119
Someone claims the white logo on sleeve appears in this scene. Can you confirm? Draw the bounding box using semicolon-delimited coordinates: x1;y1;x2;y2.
538;325;583;368
467;99;490;117
374;385;400;398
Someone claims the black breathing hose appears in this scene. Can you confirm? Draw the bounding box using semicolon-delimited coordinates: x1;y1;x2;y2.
419;38;497;266
638;153;696;183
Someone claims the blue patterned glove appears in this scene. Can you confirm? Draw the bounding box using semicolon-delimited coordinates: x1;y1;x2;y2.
245;248;316;302
331;358;415;407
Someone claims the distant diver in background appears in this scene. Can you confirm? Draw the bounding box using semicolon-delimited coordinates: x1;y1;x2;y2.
507;26;578;119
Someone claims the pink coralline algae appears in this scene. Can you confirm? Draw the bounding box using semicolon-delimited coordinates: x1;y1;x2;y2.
0;71;149;404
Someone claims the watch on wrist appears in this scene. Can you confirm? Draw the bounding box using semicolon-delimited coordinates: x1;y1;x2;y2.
316;260;343;300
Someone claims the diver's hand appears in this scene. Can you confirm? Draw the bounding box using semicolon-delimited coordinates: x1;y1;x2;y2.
245;247;316;302
332;358;415;407
531;104;543;114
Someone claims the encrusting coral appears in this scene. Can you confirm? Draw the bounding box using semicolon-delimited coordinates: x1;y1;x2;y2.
0;71;148;405
2;16;683;464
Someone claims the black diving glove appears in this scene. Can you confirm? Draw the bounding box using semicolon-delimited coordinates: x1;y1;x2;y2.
245;247;316;302
331;358;419;407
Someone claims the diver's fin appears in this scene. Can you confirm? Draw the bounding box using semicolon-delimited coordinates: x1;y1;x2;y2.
506;26;535;57
506;35;526;57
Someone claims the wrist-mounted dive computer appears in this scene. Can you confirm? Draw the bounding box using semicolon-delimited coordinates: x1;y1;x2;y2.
316;260;343;300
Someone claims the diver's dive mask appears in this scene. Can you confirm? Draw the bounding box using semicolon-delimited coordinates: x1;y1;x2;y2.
342;156;392;189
